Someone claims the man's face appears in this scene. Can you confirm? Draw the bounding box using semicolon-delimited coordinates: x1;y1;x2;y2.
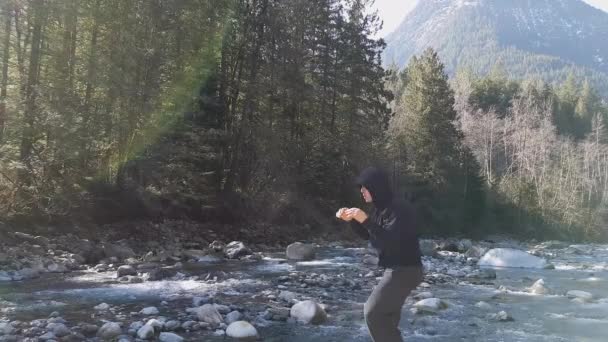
361;186;372;203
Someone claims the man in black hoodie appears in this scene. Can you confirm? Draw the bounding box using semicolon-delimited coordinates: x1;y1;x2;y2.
337;167;423;342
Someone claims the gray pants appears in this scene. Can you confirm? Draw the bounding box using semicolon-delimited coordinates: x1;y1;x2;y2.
364;266;423;342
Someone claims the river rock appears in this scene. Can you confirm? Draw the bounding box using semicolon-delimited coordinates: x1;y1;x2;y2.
97;322;122;340
38;332;56;340
137;324;155;339
47;323;70;337
226;321;258;339
159;332;184;342
226;311;243;324
465;246;487;258
80;324;99;335
457;239;473;252
286;242;315;261
414;298;448;313
475;301;492;310
487;311;513;322
478;248;548;269
290;300;327;324
419;240;438;257
193;304;223;325
47;263;69;273
529;279;550;295
145;319;164;332
413;292;433;300
225;241;252;259
279;291;297;303
0;323;14;335
94;303;110;311
117;265;137;277
139;307;159;316
567;290;593;302
209;241;225;252
0;271;11;282
164;321;180;332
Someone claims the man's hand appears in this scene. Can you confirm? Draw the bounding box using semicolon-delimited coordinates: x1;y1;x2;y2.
345;208;368;223
336;208;352;221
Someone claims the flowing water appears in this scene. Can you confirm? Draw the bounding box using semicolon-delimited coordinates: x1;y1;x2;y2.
1;244;608;341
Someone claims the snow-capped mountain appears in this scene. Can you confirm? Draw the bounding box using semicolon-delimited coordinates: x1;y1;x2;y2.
383;0;608;95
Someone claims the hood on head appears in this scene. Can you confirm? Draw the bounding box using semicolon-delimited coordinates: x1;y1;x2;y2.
356;167;393;208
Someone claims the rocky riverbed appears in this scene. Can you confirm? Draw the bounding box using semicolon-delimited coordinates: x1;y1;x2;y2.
2;232;608;341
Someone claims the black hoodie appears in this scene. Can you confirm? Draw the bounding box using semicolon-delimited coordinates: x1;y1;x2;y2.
350;167;422;268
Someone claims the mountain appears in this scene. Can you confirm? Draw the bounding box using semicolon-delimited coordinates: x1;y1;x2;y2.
383;0;608;97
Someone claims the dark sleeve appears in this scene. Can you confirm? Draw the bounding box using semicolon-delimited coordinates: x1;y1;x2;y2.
350;221;370;240
360;209;400;251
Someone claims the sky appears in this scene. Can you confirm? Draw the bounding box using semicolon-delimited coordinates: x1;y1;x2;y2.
371;0;608;37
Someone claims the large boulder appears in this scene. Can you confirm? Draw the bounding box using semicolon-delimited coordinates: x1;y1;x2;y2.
290;300;327;324
478;248;548;269
97;322;122;340
224;241;252;259
226;321;258;339
286;242;315;261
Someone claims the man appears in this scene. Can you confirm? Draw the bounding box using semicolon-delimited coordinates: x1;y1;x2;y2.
337;166;423;342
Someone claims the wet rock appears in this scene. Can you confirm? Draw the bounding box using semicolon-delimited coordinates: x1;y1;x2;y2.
80;324;99;335
226;311;243;324
209;241;225;252
413;292;433;300
226;321;258;339
290;300;327;324
225;241;252;259
487;311;513;322
213;304;231;314
192;296;213;307
268;307;290;321
145;319;164;332
47;263;68;273
164;320;180;332
474;301;492;310
437;240;459;252
94;303;110;311
38;331;55;340
419;240;438;257
0;322;14;335
465;246;487;258
567;290;593;302
46;323;70;337
278;291;297;303
117;265;137;277
413;298;448;313
137;325;155;339
180;321;198;331
0;271;11;282
529;279;550;295
457;239;473;252
478;248;548;269
192;304;223;325
139;307;159;316
286;242;315;261
159;332;184;342
362;255;379;265
97;322;122;340
143;267;177;281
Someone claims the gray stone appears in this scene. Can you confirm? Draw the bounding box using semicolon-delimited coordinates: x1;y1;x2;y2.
117;265;137;277
97;322;122;340
226;321;258;339
286;242;315;261
225;241;252;259
290;300;327;324
159;332;184;342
